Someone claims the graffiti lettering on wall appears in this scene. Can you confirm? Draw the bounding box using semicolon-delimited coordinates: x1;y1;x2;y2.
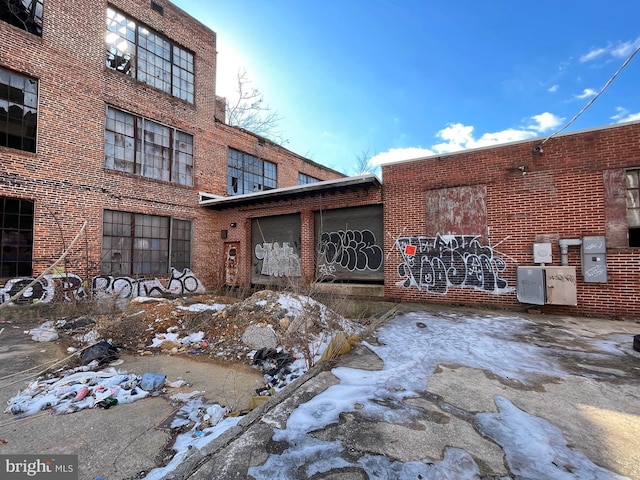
255;242;301;277
0;273;87;305
396;234;513;295
317;229;383;277
0;268;204;305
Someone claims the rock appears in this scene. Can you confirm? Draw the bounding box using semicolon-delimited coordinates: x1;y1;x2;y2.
241;324;277;349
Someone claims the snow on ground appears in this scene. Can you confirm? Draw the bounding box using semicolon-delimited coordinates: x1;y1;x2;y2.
9;296;633;478
248;310;632;479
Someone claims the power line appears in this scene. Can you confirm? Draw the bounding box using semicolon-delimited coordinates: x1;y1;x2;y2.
541;42;640;145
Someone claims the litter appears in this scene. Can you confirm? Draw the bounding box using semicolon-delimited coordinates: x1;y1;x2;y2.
4;366;149;417
79;341;119;366
28;321;59;342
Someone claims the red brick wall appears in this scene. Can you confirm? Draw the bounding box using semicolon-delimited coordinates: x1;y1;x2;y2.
208;186;383;288
382;122;640;318
0;0;341;292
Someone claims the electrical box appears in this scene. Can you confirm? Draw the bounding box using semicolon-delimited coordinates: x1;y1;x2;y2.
517;266;545;305
545;266;577;306
517;266;577;306
533;243;552;264
581;236;607;283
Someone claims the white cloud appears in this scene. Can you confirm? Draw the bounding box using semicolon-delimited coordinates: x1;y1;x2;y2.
369;147;434;166
610;106;628;121
548;84;559;93
580;47;607;63
580;37;640;63
615;111;640;124
372;113;565;166
529;112;564;132
610;37;640;58
574;88;597;100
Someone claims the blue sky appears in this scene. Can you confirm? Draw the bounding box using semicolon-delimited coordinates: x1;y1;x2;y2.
172;1;640;175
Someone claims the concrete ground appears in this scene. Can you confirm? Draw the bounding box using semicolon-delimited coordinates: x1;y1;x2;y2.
1;303;639;480
0;318;262;480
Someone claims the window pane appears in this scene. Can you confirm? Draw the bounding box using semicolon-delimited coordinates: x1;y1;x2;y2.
105;8;135;76
0;197;34;278
1;0;43;35
0;67;38;153
227;149;279;195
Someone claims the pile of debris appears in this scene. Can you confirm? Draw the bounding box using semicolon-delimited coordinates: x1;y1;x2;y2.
48;290;360;364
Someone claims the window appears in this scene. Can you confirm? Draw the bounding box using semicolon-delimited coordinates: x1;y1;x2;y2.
626;169;640;247
105;106;193;185
105;8;194;103
0;197;33;278
101;210;191;276
227;148;277;195
0;0;43;36
298;173;319;185
0;66;37;153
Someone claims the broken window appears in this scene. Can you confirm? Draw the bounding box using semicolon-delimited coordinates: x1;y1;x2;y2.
298;173;319;185
0;66;38;153
625;169;640;247
105;106;193;186
101;210;191;276
227;148;277;195
0;0;43;36
0;197;33;278
105;7;194;103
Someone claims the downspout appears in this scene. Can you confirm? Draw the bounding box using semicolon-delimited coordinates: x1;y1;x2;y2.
558;238;582;266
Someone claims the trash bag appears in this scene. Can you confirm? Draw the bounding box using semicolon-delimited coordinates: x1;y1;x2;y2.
140;372;166;391
79;341;119;366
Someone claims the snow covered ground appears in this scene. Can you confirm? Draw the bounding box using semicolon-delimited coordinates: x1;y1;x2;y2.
245;310;635;479
7;294;638;479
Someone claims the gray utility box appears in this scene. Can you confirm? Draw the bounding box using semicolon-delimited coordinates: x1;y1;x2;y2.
581;236;607;283
517;266;577;306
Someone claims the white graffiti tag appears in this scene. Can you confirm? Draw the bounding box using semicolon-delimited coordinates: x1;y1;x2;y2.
396;234;513;295
255;242;301;277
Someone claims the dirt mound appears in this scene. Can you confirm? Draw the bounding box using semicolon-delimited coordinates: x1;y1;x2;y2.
80;290;356;364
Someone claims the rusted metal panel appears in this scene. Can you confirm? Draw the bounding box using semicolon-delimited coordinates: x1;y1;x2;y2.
425;185;487;236
251;214;301;285
224;242;240;286
602;169;627;248
315;205;383;282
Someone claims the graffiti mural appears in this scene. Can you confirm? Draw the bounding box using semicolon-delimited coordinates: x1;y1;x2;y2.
0;273;87;305
0;268;205;305
317;229;383;278
93;268;205;299
396;234;513;295
255;242;301;277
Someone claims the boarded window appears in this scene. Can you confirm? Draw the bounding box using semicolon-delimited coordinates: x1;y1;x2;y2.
251;214;301;284
315;205;383;282
425;185;487;236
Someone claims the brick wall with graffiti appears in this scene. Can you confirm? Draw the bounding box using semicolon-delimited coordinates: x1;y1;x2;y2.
0;268;205;306
395;234;513;295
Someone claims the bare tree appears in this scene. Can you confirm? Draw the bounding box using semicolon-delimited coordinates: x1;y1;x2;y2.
225;69;286;145
352;150;380;176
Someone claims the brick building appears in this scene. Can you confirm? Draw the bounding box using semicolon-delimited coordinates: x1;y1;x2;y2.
0;0;342;302
382;121;640;318
2;2;638;319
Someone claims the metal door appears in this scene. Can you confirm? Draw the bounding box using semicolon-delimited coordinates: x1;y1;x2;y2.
224;242;240;286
